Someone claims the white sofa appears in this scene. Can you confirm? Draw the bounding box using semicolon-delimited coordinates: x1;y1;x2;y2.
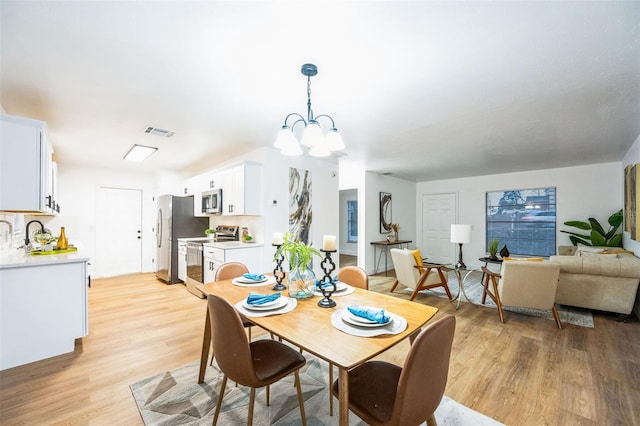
549;246;640;316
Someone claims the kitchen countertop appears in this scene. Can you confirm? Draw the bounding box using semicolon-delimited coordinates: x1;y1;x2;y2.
203;241;263;249
0;247;90;269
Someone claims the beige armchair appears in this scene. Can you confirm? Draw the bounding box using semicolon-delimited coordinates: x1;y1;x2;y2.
482;261;562;328
390;248;452;301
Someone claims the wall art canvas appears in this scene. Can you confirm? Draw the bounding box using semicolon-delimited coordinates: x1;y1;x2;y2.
379;192;392;234
624;163;638;241
289;167;312;245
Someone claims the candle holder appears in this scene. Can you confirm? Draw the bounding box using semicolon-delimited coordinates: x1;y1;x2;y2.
317;249;337;308
272;244;287;291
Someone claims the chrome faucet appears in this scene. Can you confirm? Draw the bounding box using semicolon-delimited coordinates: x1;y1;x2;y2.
25;220;45;246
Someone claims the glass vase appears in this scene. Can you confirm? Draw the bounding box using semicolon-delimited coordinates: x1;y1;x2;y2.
287;263;316;299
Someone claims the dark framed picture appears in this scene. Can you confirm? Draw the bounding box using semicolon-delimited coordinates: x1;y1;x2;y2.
379;192;392;234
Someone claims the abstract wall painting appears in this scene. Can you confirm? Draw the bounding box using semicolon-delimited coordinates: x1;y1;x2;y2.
624;163;638;241
379;192;392;234
289;167;312;245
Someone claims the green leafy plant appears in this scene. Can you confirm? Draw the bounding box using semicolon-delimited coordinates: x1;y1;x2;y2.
273;232;321;272
561;209;623;247
488;238;499;257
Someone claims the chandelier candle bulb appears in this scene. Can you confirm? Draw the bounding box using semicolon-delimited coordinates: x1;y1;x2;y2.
272;232;284;246
322;235;336;251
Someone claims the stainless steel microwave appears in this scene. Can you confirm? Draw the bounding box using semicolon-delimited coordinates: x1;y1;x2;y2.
201;188;222;214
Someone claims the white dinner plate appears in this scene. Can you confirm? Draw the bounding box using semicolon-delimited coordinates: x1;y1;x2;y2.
341;309;393;328
242;297;288;311
236;276;268;284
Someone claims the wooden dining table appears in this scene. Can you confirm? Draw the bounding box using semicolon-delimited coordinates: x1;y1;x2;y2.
197;278;438;425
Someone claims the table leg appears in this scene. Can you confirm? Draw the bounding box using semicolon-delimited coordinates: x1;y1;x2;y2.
338;367;349;425
198;306;211;383
452;269;476;310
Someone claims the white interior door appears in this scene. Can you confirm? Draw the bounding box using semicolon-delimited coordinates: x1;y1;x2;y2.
421;193;457;264
95;187;143;277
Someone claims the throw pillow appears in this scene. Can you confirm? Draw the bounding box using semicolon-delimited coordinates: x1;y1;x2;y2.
579;251;618;258
405;249;424;273
601;248;634;255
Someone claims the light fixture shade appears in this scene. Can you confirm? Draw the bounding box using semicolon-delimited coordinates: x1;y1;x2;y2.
325;128;345;151
281;138;303;156
123;144;157;162
450;224;471;244
301;121;324;148
274;126;293;150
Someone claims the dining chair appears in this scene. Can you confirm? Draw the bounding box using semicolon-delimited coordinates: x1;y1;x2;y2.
481;261;563;328
389;248;452;301
337;265;369;289
215;262;256;340
208;294;307;426
331;315;456;426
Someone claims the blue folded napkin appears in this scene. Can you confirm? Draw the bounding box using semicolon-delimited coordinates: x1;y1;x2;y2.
247;292;281;305
243;273;266;281
347;305;390;324
316;278;338;289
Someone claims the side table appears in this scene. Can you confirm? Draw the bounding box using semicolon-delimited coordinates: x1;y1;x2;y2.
370;240;412;276
445;264;481;310
479;257;503;284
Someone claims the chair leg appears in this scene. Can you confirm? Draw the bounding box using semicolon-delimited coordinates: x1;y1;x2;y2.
492;280;505;323
329;362;333;416
266;384;270;406
437;268;452;300
551;305;563;329
248;326;252;341
213;375;228;425
390;279;400;292
248;387;256;426
294;370;307;426
481;274;490;304
426;412;438;426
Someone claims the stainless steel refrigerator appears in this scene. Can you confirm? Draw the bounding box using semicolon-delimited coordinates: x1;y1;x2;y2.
155;195;209;284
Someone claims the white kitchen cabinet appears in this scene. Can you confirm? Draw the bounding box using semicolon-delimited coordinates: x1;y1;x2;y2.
0;256;89;370
203;243;263;283
221;163;263;216
0;114;55;214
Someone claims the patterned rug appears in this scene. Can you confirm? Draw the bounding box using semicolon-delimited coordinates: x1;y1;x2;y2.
130;351;504;425
369;270;595;328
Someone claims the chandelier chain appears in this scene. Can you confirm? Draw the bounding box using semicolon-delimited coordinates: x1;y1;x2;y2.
307;75;313;122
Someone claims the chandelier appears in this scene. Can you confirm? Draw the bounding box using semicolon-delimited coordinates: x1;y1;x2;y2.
274;63;345;157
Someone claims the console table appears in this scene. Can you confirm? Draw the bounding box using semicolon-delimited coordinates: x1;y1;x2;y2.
370;239;412;276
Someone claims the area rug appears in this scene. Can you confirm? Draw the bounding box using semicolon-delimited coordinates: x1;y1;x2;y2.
369;270;595;328
130;352;503;425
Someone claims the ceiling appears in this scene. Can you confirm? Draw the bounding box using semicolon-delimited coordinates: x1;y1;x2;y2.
1;1;639;182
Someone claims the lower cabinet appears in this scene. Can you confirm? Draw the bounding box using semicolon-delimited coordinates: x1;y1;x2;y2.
178;241;188;282
203;244;262;283
0;258;89;370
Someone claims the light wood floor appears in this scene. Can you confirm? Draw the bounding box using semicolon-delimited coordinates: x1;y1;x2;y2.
1;272;639;425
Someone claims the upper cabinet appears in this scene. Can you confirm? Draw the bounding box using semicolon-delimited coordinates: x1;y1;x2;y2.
221;163;263;216
0;114;57;214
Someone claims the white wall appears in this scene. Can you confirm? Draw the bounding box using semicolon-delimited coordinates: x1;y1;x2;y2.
364;172;416;274
416;162;623;269
38;164;158;277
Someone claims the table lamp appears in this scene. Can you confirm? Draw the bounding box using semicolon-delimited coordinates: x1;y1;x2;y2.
451;224;471;269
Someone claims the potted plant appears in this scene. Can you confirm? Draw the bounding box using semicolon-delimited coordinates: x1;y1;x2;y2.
274;232;321;298
488;238;499;260
204;229;216;240
561;209;623;247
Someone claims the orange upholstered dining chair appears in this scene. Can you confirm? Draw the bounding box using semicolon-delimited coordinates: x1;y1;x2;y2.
337;265;368;289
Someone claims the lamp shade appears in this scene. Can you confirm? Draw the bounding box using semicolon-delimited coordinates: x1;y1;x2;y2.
450;224;471;244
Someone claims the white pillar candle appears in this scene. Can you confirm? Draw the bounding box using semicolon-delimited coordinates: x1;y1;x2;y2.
272;232;284;245
322;235;336;251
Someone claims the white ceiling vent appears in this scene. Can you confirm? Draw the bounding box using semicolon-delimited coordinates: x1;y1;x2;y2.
144;126;174;138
